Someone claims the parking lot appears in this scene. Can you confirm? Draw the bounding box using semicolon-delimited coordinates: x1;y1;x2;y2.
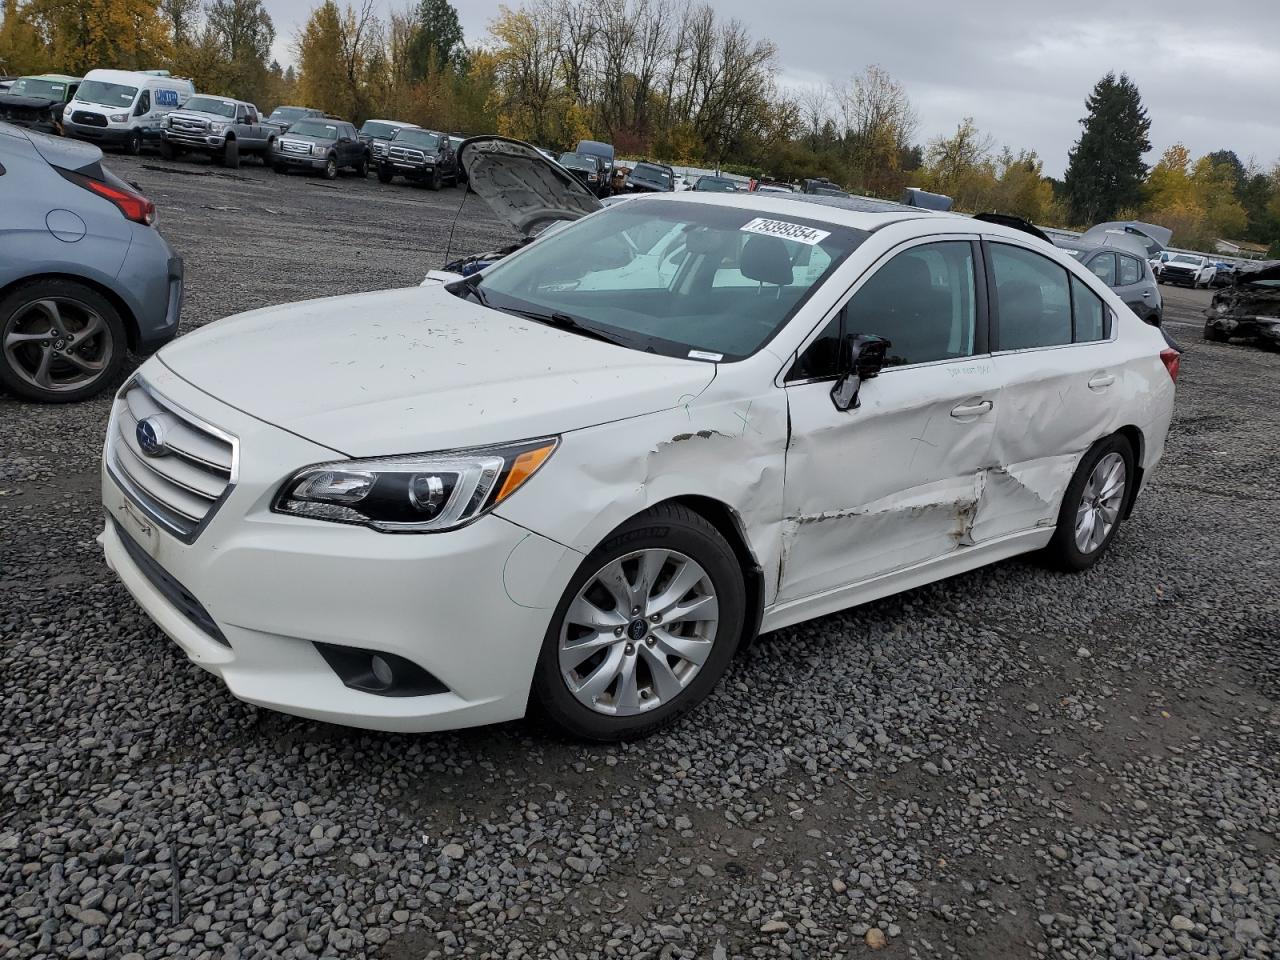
1;154;1278;959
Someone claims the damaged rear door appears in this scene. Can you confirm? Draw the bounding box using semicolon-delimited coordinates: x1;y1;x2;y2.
777;236;1002;604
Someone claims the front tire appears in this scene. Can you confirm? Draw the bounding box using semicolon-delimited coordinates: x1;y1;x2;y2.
223;138;240;169
533;504;746;741
1203;321;1229;343
159;140;176;161
124;130;142;156
377;164;393;184
0;279;126;403
354;153;368;177
323;154;337;180
428;166;441;190
1044;436;1135;571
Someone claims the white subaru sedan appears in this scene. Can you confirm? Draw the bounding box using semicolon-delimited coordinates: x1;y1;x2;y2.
100;138;1178;741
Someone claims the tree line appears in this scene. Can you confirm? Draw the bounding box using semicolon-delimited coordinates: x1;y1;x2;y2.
1;0;1277;252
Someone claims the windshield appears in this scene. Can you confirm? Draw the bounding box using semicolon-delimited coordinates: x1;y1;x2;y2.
695;177;738;193
1170;255;1201;265
560;152;594;169
76;80;138;108
289;119;338;138
630;164;673;188
468;199;864;360
361;120;401;139
10;78;68;99
395;129;440;149
270;107;308;121
183;96;236;118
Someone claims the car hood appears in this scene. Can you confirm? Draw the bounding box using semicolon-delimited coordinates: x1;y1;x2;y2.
157;283;716;457
1079;221;1172;255
279;133;334;148
0;93;59;111
458;135;602;238
168;110;230;123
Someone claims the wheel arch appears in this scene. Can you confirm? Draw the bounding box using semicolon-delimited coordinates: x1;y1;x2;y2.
0;272;140;351
1112;424;1145;519
653;494;765;654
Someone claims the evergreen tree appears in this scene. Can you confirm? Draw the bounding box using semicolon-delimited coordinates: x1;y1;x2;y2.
1063;73;1151;225
406;0;463;78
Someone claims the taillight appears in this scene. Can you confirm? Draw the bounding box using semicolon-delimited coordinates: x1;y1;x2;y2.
1159;348;1181;382
59;169;156;226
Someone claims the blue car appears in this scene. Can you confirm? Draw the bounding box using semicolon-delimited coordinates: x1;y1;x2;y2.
0;121;182;401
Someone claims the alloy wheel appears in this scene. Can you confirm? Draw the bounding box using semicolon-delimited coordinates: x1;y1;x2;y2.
1074;452;1126;554
558;549;719;716
2;297;114;394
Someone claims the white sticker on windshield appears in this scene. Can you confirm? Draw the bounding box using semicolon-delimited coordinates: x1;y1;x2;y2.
688;350;723;361
740;217;830;246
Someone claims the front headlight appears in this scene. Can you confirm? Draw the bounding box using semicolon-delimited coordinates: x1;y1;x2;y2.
210;122;227;134
273;438;558;532
109;113;128;123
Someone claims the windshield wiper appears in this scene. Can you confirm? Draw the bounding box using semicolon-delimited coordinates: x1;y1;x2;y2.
452;275;490;307
505;307;633;347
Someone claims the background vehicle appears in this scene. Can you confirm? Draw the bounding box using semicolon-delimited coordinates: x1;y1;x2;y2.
1059;241;1163;325
800;177;848;196
1160;253;1216;288
265;105;323;133
63;70;194;155
360;118;416;163
693;175;740;193
574;138;615;188
1150;250;1171;278
0;122;182;402
447;135;467;183
1210;261;1237;287
1204;260;1280;348
0;74;81;134
160;96;276;168
622;161;675;193
901;187;953;211
557;152;610;197
376;128;458;189
273;118;367;179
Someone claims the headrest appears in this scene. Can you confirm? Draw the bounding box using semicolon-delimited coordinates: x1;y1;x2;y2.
740;235;794;286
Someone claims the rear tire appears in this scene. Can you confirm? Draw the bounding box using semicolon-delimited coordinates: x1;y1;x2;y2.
1043;435;1135;572
354;154;368;177
532;503;746;741
0;279;127;403
263;138;275;165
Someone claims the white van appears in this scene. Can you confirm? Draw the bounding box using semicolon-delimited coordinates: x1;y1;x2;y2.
62;69;195;154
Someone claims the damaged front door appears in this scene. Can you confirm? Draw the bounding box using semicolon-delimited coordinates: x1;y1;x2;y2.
777;237;1001;604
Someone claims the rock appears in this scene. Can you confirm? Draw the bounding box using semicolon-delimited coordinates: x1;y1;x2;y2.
760;919;790;934
441;843;465;860
1049;844;1070;861
78;909;109;927
832;878;847;894
1170;915;1194;932
865;927;887;949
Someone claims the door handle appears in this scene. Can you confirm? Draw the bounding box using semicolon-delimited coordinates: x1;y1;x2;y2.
1142;290;1153;298
1088;373;1116;390
950;400;993;418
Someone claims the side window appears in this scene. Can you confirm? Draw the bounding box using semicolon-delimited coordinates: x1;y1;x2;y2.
1088;252;1116;286
134;90;151;116
990;243;1072;350
1118;255;1141;285
235;105;247;122
1071;276;1107;343
788;241;978;380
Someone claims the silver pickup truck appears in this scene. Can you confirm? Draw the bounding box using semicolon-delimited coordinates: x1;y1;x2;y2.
159;95;276;168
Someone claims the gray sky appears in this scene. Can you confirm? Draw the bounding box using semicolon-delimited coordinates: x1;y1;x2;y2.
265;0;1279;178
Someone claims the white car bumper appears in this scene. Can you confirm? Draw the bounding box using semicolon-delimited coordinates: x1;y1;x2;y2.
99;367;582;733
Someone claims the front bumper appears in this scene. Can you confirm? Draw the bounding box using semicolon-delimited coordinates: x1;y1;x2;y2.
1205;314;1280;344
99;366;582;732
275;152;328;170
161;129;225;150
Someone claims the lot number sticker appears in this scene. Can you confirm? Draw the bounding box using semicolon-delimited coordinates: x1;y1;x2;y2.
741;217;830;246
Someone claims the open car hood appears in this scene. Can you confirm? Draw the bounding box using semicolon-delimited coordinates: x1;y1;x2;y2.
1079;221;1172;255
458;136;602;238
1235;260;1280;285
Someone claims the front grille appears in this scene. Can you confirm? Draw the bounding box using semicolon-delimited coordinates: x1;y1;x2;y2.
372;140;388;157
280;139;311;154
106;380;236;543
170;116;208;133
388;146;426;163
72;111;108;127
112;520;229;647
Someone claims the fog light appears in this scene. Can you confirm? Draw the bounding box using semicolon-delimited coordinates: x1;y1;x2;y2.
314;642;448;697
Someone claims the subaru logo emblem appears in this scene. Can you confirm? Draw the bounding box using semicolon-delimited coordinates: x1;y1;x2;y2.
136;416;167;457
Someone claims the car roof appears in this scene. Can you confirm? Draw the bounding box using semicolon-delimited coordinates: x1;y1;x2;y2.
83;69;186;85
364;118;415;125
25;74;80;82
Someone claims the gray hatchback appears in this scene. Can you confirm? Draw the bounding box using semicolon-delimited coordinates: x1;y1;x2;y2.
1058;241;1162;326
0;122;182;402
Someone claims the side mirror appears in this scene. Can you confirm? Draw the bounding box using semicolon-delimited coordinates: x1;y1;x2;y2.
830;334;890;412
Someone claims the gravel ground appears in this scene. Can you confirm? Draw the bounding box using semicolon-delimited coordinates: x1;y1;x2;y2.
1;155;1278;960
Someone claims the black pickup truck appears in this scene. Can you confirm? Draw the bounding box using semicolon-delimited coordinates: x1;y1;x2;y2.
375;128;459;189
0;74;80;134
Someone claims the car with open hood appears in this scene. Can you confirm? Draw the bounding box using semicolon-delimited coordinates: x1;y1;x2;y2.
0;74;80;134
1204;260;1280;349
99;134;1177;741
